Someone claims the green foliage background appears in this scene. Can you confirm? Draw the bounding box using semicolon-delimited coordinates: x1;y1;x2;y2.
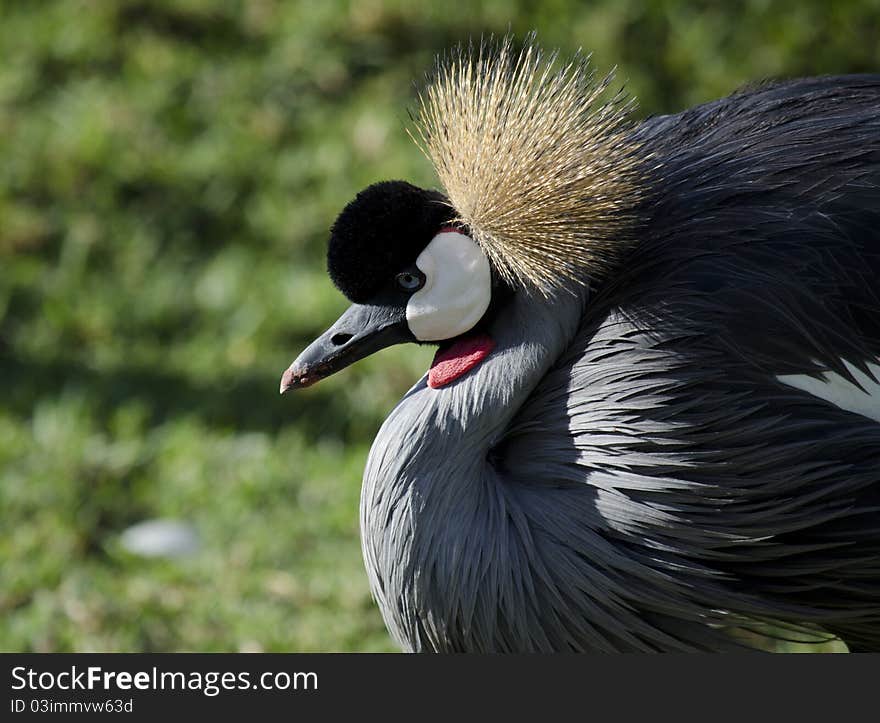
2;0;877;652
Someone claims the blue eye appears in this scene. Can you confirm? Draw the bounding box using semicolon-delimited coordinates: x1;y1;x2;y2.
396;271;425;292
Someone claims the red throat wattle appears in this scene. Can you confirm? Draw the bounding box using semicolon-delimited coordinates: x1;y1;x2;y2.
428;333;495;389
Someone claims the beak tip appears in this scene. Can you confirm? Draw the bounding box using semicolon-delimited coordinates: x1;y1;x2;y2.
279;364;320;394
279;366;297;395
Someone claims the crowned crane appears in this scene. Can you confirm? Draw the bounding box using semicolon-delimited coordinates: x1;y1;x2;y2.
280;39;880;652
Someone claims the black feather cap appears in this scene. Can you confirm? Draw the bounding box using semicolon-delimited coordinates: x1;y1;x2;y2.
328;180;453;303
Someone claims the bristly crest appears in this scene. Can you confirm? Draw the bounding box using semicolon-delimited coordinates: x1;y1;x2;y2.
410;36;645;295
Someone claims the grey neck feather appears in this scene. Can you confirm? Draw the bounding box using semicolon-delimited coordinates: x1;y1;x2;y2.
360;285;585;651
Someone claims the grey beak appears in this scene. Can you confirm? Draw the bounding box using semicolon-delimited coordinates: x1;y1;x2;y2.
280;302;411;393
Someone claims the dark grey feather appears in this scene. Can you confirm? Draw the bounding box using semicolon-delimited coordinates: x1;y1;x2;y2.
361;76;880;652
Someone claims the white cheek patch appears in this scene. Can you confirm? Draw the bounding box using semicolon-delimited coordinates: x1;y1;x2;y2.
406;231;492;341
777;358;880;423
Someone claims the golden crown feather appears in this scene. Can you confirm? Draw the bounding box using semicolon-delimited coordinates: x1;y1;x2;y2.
410;36;646;296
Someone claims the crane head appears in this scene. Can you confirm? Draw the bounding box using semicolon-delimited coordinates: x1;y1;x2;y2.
280;180;499;393
281;37;646;394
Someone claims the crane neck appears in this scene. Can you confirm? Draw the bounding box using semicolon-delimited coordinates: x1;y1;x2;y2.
359;283;586;649
368;283;586;482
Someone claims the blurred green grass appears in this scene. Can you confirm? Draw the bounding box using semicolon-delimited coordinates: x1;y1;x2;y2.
1;0;876;651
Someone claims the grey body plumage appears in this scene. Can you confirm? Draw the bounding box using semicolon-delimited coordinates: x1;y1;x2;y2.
283;51;880;652
362;77;880;652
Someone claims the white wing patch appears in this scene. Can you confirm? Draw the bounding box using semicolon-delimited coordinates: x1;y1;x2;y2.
777;359;880;423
